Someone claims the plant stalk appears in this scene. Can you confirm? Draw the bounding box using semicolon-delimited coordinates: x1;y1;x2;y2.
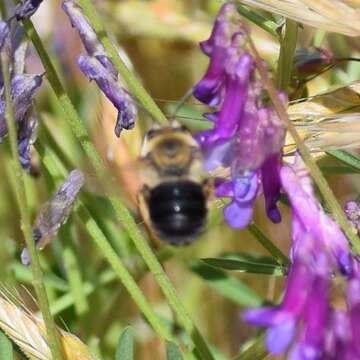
1;54;64;360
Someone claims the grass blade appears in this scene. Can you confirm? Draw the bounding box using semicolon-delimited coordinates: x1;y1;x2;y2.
202;254;286;276
116;326;134;360
190;262;263;307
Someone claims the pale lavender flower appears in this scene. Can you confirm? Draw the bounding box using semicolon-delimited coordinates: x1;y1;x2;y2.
62;0;137;136
244;156;360;360
21;170;85;266
193;3;286;228
0;21;42;170
17;114;37;170
14;0;44;21
78;55;136;136
345;201;360;236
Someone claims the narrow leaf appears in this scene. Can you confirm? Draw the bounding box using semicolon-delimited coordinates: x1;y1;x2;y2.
202;254;287;276
116;326;134;360
190;261;263;307
166;341;183;360
0;331;13;360
327;150;360;172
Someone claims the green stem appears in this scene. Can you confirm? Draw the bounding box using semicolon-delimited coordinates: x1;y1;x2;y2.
248;224;289;266
276;19;298;91
1;55;64;360
77;0;168;125
22;19;214;360
248;35;360;253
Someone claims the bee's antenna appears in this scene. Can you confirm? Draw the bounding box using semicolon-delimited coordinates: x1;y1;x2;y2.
171;88;194;119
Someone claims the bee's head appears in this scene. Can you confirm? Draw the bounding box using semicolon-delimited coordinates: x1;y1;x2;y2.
141;122;197;171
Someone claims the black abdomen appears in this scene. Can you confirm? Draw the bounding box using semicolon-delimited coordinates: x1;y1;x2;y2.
149;181;207;245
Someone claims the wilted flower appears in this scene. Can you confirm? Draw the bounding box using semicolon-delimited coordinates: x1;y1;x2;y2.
21;170;85;266
0;21;42;171
293;47;334;80
193;3;286;228
62;0;137;137
244;156;360;359
14;0;44;21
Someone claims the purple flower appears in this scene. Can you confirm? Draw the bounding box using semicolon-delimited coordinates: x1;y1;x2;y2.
193;4;286;228
244;156;360;359
62;0;137;136
14;0;43;21
21;170;85;266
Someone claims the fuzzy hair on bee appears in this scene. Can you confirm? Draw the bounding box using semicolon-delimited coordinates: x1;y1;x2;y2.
138;121;212;246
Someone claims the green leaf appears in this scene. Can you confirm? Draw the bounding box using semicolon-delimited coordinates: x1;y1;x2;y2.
116;326;134;360
190;261;263;307
202;253;287;276
0;331;13;360
166;341;183;360
236;4;278;37
326;150;360;172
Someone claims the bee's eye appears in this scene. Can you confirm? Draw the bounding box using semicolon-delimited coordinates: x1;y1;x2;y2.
146;128;160;140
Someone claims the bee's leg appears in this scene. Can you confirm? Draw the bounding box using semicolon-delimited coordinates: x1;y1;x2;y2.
202;178;214;201
137;186;162;249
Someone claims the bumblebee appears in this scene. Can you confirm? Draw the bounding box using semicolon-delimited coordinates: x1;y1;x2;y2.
138;122;211;246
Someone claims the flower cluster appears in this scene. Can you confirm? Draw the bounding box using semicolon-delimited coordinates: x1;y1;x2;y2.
193;4;286;228
21;169;85;266
244;156;360;359
0;21;43;171
62;0;137;137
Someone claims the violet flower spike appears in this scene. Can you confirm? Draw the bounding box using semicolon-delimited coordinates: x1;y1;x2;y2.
21;170;85;266
15;0;44;21
192;4;287;228
244;156;360;359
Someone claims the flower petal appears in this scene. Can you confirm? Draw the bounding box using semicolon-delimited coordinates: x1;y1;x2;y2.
266;320;296;354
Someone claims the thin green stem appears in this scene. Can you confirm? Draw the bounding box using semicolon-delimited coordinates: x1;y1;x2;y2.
248;224;289;266
22;19;214;360
248;35;360;253
276;19;298;91
1;55;64;360
77;0;168;125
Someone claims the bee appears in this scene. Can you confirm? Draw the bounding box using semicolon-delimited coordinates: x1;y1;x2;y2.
137;122;212;246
